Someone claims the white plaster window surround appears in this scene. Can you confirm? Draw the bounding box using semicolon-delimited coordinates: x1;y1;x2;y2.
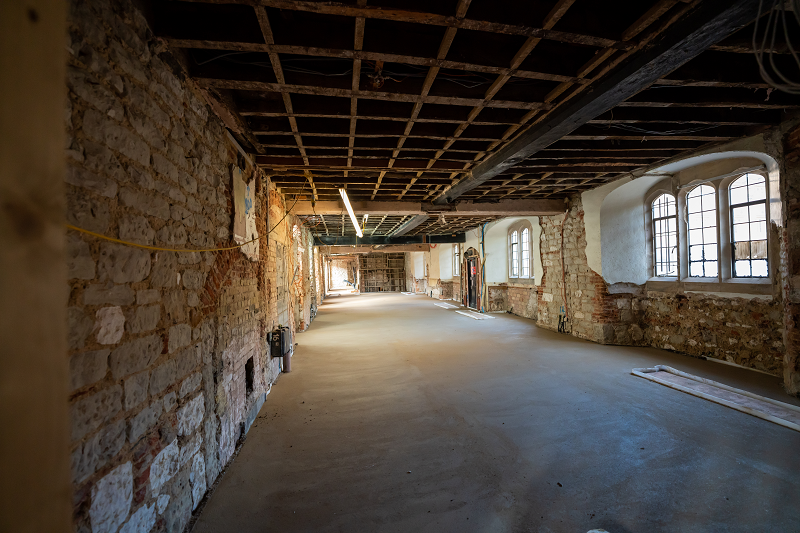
507;221;533;280
644;170;775;295
453;243;460;276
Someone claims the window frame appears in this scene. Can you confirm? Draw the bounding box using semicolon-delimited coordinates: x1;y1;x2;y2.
452;244;460;277
728;173;769;279
508;221;534;280
651;192;679;278
644;170;773;288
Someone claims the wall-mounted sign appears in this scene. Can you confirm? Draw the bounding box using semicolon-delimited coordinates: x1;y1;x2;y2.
232;166;259;261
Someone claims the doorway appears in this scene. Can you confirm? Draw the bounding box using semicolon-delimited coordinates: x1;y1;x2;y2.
464;247;479;310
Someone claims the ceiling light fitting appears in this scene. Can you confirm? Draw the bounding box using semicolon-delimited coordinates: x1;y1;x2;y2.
339;188;363;238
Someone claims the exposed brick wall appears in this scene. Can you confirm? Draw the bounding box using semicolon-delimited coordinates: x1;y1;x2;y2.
64;1;320;531
439;280;461;300
538;198;610;341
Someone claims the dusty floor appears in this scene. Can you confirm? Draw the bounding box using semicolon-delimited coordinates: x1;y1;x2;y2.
192;293;800;533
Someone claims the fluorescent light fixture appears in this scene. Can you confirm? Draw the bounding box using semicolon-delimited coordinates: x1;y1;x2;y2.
339;188;363;238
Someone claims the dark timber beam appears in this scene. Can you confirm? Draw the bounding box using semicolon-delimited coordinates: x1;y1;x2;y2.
314;233;465;246
391;215;429;237
291;198;565;216
431;0;761;206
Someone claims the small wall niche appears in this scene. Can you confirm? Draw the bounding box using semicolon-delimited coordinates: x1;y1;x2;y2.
245;357;254;396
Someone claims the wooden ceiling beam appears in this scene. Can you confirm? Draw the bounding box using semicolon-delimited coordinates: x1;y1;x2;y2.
432;0;762;205
173;0;623;49
165;39;582;85
194;78;551;110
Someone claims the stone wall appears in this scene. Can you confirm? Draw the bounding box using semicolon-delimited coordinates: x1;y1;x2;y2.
439;280;461;300
64;1;319;531
782;123;800;393
536;196;787;378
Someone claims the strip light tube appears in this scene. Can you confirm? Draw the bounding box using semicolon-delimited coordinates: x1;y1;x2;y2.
339;188;363;238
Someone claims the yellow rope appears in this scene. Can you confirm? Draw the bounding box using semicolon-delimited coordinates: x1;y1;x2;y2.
66;224;260;253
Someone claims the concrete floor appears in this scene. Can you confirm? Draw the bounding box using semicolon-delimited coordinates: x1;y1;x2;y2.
193;293;800;533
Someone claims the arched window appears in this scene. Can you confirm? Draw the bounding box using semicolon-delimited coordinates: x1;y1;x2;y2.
730;173;768;277
453;244;460;276
687;185;718;277
652;193;677;276
509;230;519;277
521;227;531;278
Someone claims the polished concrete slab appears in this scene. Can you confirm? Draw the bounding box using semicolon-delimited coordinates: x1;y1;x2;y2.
192;293;800;533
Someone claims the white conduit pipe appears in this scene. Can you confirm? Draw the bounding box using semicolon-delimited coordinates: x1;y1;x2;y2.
632;365;800;433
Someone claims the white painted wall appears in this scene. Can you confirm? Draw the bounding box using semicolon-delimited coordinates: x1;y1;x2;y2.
428;246;440;283
457;217;543;285
599;149;780;285
412;252;425;278
439;244;454;280
582;178;631;277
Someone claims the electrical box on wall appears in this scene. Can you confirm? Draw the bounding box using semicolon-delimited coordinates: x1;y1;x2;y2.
269;326;292;357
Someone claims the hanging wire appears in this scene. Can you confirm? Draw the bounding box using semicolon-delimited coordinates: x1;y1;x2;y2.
753;0;800;94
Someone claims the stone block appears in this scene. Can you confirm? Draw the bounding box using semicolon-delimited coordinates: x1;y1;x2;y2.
164;468;192;533
169;324;192;353
67;66;124;119
179;372;201;399
67;189;111;232
163;392;177;412
119;214;155;245
150;360;177;396
175;345;200;378
66;164;118;198
150;252;178;288
187;291;200;307
190;453;207;510
90;462;132;533
119;503;156;533
150;81;184;118
124;370;149;411
164;290;187;323
83;140;127;182
179;432;202;468
136;289;161;305
95;306;125;345
71;385;122;441
189;232;214;248
171;204;194;227
153;153;180;183
125;80;171;130
72;419;126;483
127;108;166;151
157;224;188;246
150;438;179;493
119;187;170;220
155;180;187;204
179;171;197;195
129;400;162;442
67;234;96;280
70;349;110;391
177;394;205;437
68;306;94;351
129;166;154;190
177;252;201;265
127;304;160;334
181;270;204;291
109;334;162;378
157;494;170;514
82;109;150;166
109;40;147;84
84;283;136;306
98;242;151;283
